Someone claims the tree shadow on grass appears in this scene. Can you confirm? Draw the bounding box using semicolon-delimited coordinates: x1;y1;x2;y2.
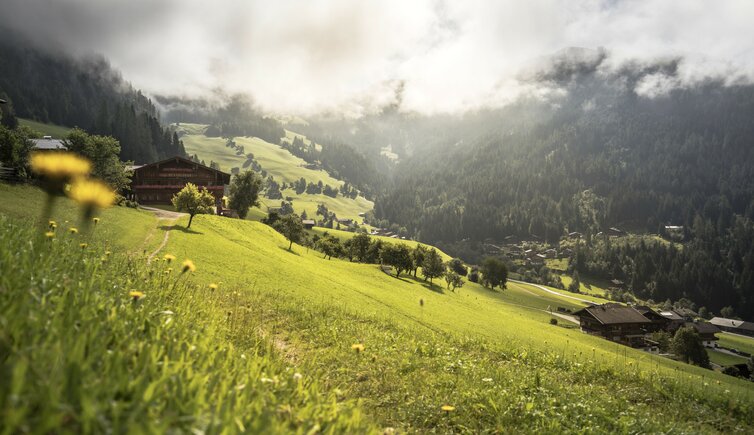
159;224;202;235
278;246;301;256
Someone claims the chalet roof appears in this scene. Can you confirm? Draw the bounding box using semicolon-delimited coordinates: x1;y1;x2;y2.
32;138;66;150
302;219;315;225
686;322;721;335
134;155;230;178
633;306;668;320
710;317;754;332
659;311;684;321
574;303;652;325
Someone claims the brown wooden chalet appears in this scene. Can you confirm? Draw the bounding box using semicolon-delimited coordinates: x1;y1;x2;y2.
130;156;230;206
633;305;672;333
573;303;653;347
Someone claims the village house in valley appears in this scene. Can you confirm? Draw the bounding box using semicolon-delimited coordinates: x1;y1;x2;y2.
709;317;754;337
572;303;654;349
129;156;230;208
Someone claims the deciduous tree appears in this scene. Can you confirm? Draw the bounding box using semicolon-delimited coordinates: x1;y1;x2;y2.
228;170;263;219
172;183;215;228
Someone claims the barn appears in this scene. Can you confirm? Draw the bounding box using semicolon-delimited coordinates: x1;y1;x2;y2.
130;156;230;206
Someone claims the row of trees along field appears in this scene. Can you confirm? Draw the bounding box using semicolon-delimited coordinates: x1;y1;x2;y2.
262;213;509;291
0;35;184;163
373;74;754;319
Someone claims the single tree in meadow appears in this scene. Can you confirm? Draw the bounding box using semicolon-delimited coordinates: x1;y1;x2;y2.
228;170;263;219
411;245;428;277
480;256;508;290
352;232;372;262
422;249;445;284
448;258;468;276
172;182;216;228
568;271;581;293
444;269;464;291
380;244;414;277
318;235;342;260
273;213;305;251
670;327;710;368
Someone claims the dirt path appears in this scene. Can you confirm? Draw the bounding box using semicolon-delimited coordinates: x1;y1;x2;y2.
147;222;175;264
140;205;187;219
139;206;187;264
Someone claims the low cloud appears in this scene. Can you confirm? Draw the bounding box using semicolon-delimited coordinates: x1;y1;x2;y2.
2;0;753;115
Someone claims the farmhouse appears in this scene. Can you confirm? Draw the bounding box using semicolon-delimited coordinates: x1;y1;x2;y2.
31;136;66;150
659;311;686;332
302;219;316;230
573;303;653;348
709;317;754;337
685;321;721;347
130;156;230;206
633;305;672;332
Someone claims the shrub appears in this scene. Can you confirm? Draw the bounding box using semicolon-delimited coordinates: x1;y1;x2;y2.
549;318;558;325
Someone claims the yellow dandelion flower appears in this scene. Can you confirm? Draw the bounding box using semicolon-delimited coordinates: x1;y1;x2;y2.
30;152;91;180
129;290;144;301
105;251;111;256
182;259;196;273
208;283;218;290
68;178;116;209
441;405;455;413
92;217;100;225
351;343;365;353
45;231;55;239
69;227;78;234
165;267;173;274
49;220;57;227
163;254;176;263
79;243;88;249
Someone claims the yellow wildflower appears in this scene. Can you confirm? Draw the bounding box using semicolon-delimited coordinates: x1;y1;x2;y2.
49;220;57;228
68;178;116;209
69;227;78;234
165;267;173;274
92;217;100;225
351;343;365;353
441;405;455;413
208;283;218;290
182;259;196;273
30;152;91;180
129;291;144;301
163;254;176;263
45;231;55;239
79;243;88;249
105;251;111;256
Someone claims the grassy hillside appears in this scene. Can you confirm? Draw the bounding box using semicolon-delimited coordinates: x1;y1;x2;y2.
176;123;373;223
718;333;754;356
18;118;72;138
309;226;453;262
2;184;753;433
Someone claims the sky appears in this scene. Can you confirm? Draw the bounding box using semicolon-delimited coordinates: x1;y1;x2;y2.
2;0;754;116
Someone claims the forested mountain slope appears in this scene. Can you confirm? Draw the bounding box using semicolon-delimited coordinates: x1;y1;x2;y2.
0;34;184;163
374;65;754;318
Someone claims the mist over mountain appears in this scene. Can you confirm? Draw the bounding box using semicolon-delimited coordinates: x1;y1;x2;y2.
0;32;185;163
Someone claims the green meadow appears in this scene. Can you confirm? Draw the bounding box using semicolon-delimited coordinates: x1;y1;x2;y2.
176;123;373;223
1;184;754;433
718;333;754;356
18;118;73;138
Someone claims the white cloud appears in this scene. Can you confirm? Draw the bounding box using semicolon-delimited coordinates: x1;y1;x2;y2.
2;0;754;115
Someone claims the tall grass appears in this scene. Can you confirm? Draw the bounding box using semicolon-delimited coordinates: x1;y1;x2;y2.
0;215;371;433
